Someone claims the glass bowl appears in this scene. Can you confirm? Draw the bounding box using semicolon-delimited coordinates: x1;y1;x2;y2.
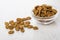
32;12;58;24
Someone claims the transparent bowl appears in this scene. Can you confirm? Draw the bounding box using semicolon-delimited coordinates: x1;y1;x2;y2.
32;12;58;24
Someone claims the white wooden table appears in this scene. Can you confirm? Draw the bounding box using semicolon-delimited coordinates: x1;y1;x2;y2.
0;0;60;40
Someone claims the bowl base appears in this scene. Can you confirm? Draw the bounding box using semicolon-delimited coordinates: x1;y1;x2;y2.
38;20;55;25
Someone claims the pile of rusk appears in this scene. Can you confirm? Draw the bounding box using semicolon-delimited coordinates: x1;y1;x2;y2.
5;16;38;34
33;4;57;17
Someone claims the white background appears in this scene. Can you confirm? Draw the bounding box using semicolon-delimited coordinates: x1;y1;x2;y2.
0;0;60;40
